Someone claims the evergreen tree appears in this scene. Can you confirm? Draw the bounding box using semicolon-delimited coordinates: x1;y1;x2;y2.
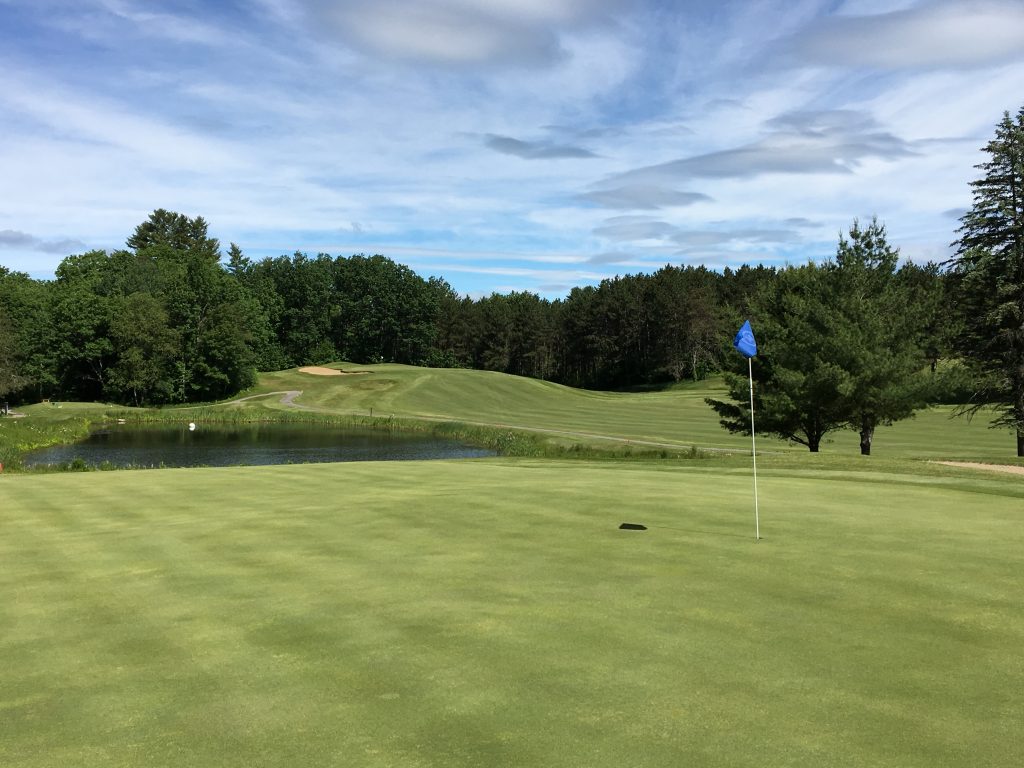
707;219;927;454
707;263;850;452
830;218;928;455
953;106;1024;456
126;209;219;258
225;242;251;277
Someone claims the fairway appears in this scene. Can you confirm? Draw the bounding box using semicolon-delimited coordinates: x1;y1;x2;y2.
234;364;1022;461
2;459;1022;767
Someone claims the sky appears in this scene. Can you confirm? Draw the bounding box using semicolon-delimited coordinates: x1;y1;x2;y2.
2;0;1023;298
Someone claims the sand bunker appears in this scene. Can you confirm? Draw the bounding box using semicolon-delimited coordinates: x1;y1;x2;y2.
935;461;1024;476
298;366;369;376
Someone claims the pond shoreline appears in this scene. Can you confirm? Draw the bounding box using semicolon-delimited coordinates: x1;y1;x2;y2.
22;421;497;471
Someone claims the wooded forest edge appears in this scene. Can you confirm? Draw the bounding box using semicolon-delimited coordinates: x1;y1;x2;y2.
2;107;1023;456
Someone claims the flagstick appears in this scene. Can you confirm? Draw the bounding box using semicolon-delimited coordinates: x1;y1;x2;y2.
748;357;760;541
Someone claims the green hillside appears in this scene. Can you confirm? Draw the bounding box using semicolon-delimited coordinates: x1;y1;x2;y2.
4;364;1019;464
236;364;1016;461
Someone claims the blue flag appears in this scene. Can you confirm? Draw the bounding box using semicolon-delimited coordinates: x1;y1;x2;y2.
734;320;757;358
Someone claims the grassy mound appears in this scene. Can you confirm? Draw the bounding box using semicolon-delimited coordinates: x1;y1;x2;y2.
244;364;1018;461
3;364;1020;466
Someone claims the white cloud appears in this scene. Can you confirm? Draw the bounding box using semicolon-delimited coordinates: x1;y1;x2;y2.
0;229;86;254
600;109;916;191
484;134;599;159
301;0;625;67
0;76;244;174
96;0;234;46
786;0;1024;70
580;186;711;210
1;0;1020;295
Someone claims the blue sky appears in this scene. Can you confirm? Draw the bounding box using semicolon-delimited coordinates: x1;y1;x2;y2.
1;0;1023;297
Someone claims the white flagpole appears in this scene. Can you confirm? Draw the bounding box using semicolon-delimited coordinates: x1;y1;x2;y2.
748;357;760;541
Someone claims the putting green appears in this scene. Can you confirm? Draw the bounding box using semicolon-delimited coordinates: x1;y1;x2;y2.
2;459;1021;766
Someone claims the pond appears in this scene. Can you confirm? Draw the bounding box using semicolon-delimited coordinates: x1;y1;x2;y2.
23;422;495;469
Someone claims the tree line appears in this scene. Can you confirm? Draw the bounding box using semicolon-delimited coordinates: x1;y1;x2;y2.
0;216;784;402
1;106;1022;454
0;213;957;427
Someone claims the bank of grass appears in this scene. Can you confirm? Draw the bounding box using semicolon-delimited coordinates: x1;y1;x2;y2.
245;364;1021;462
0;402;124;469
3;364;1021;470
1;459;1021;767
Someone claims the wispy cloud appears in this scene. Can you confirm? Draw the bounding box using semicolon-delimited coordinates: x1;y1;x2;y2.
579;185;711;210
0;229;86;254
300;0;625;68
96;0;234;46
1;0;1022;297
781;0;1024;70
603;109;916;186
484;134;598;160
586;251;636;265
673;228;802;247
593;217;678;242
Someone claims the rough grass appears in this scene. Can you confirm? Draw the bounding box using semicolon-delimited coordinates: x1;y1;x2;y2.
1;459;1022;767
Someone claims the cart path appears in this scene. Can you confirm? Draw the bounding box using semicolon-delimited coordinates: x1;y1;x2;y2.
226;390;315;410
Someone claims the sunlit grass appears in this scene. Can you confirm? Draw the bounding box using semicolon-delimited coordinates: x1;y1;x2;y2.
241;365;1019;461
1;459;1021;766
4;365;1019;467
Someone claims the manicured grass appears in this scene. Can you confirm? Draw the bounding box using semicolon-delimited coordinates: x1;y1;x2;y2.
2;459;1022;766
4;365;1019;463
243;365;1019;461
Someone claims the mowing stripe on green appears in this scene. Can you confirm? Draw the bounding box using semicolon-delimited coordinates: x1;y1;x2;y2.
1;460;1022;767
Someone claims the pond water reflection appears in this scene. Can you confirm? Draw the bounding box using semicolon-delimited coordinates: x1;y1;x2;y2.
24;423;494;468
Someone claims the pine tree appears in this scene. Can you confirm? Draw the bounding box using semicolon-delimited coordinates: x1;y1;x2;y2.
831;218;928;455
707;262;851;452
954;107;1024;456
707;219;927;454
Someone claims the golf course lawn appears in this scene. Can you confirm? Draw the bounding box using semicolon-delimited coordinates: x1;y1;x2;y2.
243;364;1021;461
2;458;1022;767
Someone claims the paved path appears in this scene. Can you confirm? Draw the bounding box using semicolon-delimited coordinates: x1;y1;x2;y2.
226;390;316;410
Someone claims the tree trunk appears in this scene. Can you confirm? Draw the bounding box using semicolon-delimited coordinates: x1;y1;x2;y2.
860;418;874;456
808;435;820;452
1017;427;1023;457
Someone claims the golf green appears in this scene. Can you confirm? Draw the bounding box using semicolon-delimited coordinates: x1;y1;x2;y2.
2;459;1021;766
